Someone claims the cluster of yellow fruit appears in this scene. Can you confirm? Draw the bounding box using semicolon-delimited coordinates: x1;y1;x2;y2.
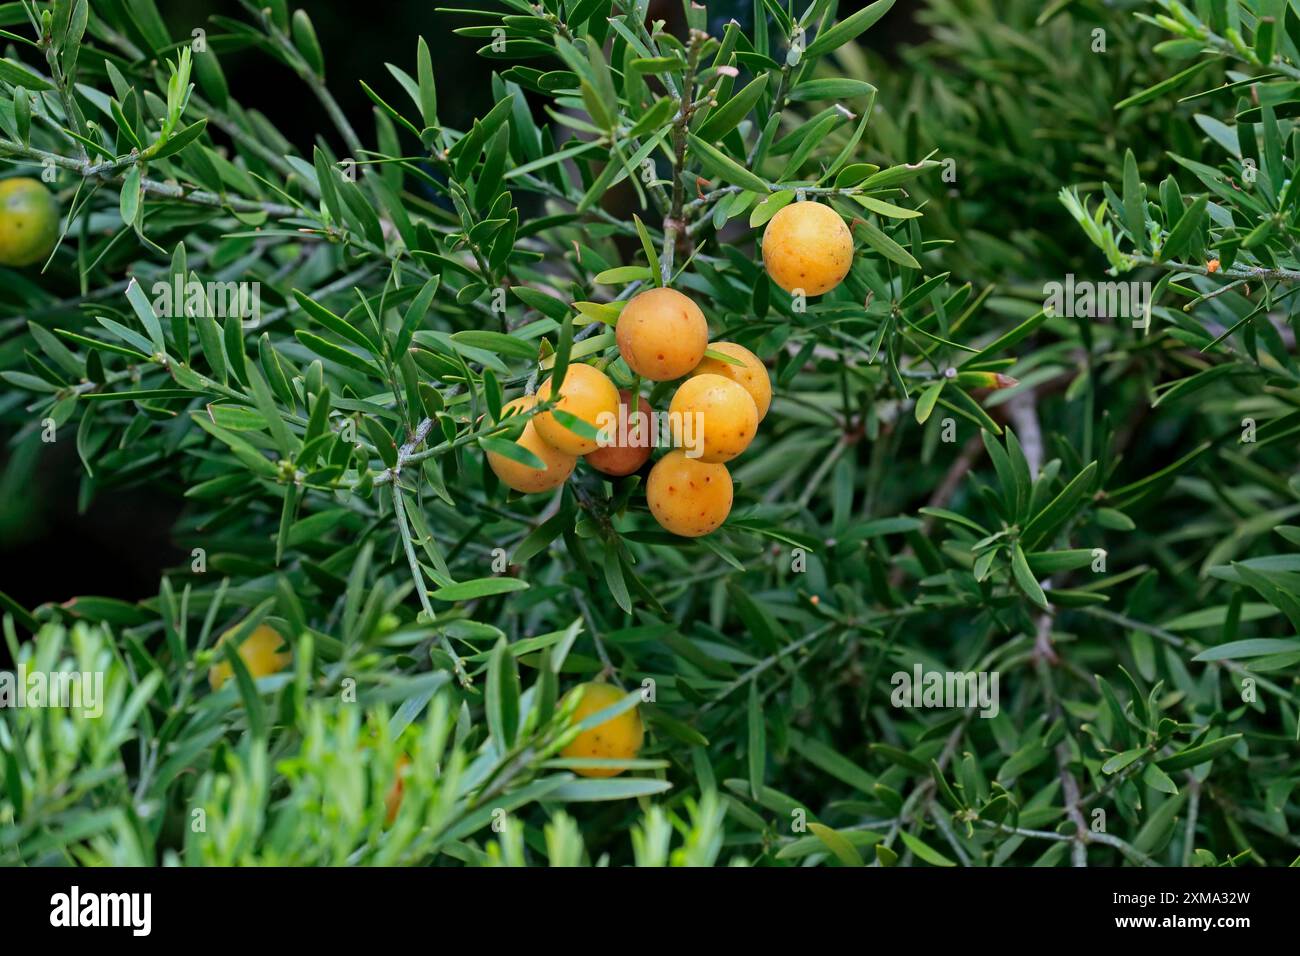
487;200;853;538
486;289;770;537
514;205;855;777
199;204;857;807
0;178;60;268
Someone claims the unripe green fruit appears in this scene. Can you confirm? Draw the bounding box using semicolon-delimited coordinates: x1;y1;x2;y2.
0;178;59;268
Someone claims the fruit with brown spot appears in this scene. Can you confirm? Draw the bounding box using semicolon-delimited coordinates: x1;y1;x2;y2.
559;682;644;778
761;200;853;296
669;373;758;463
691;342;772;421
615;287;709;381
646;449;733;537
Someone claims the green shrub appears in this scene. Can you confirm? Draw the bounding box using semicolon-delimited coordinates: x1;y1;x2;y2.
0;0;1296;867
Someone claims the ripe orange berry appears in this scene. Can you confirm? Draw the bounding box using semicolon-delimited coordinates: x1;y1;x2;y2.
585;389;654;477
669;373;758;463
646;449;733;537
615;287;709;381
208;623;292;690
486;395;577;493
761;200;853;296
559;682;644;778
534;363;621;455
691;342;772;421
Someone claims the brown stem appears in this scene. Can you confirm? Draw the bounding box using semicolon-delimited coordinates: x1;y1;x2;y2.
661;30;707;285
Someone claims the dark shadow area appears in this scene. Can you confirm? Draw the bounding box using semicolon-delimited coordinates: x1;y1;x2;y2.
0;439;186;609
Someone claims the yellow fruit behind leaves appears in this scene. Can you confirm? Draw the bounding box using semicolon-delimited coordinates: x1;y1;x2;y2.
487;395;577;493
534;363;620;455
208;623;292;690
692;342;772;421
761;200;853;296
560;682;644;778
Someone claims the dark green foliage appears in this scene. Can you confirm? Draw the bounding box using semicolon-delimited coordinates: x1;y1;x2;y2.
0;0;1296;867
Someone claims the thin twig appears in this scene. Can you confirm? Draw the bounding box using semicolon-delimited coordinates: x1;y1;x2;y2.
1129;253;1300;284
699;624;837;713
0;139;299;217
660;30;706;285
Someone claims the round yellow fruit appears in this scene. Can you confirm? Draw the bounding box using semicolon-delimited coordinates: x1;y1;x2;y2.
560;681;644;778
486;395;577;493
761;200;853;296
534;363;620;455
585;389;654;477
669;373;758;464
0;178;59;268
691;342;772;421
615;287;709;381
208;623;292;690
646;449;733;537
